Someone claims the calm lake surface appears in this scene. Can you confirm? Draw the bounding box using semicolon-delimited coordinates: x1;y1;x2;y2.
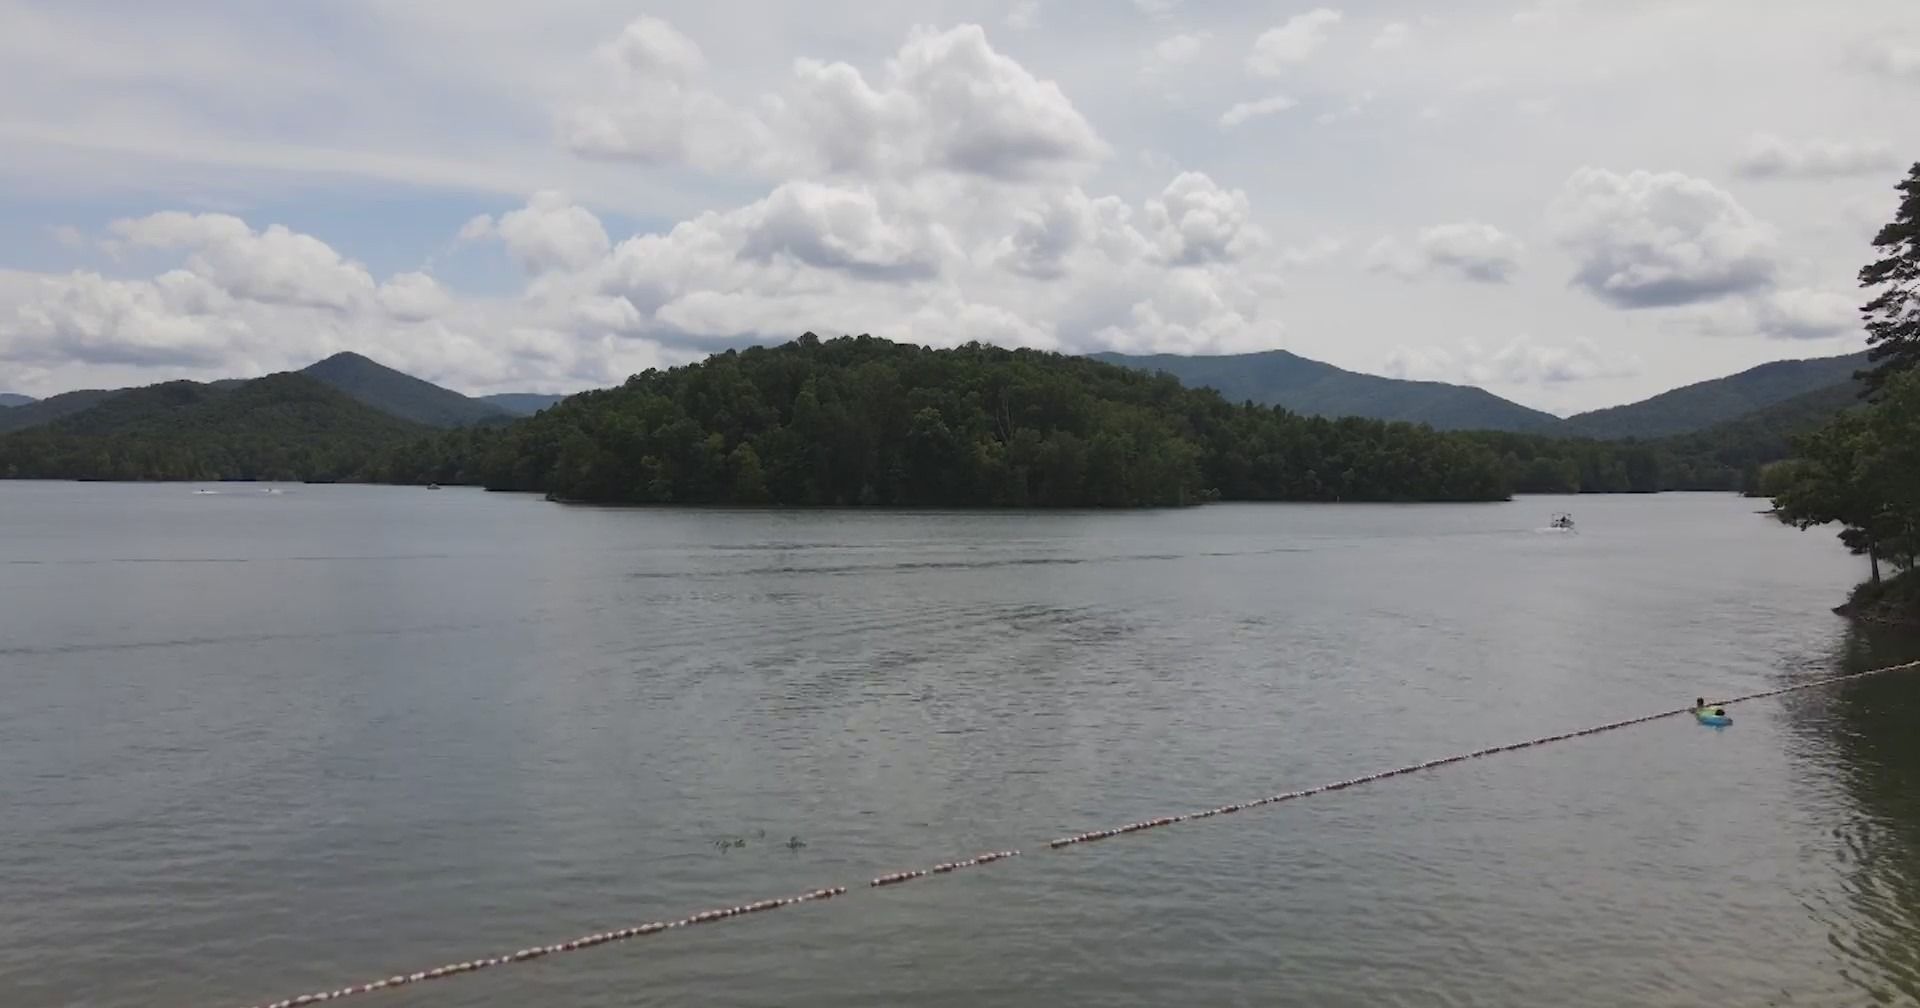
3;482;1919;1008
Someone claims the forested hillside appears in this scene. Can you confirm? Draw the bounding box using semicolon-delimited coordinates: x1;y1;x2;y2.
0;389;124;433
0;373;428;482
301;352;515;427
1;336;1871;503
371;334;1514;506
1558;352;1869;439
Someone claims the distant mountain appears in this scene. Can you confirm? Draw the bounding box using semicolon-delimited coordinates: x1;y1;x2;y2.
0;393;34;408
1715;377;1866;435
5;345;1875;458
1092;347;1873;439
57;373;423;440
300;352;513;428
479;392;568;415
1;355;507;434
0;372;429;482
1090;350;1563;432
1659;378;1865;461
1559;352;1869;440
0;389;125;433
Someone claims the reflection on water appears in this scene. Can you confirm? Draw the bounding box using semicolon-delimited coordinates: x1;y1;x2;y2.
2;484;1920;1007
1795;627;1920;1004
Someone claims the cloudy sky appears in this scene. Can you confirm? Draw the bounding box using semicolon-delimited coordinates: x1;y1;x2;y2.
1;0;1915;413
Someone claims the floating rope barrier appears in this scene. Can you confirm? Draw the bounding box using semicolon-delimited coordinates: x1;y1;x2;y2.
1048;659;1920;849
239;886;847;1008
233;658;1920;1008
870;849;1020;888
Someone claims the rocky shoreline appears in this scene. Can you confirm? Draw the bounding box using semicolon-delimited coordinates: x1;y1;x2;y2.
1835;571;1920;628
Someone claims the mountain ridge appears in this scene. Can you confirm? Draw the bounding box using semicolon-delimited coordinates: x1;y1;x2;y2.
0;372;430;482
0;389;126;433
1094;347;1868;438
2;340;1872;495
479;392;568;415
0;355;563;435
1556;351;1869;440
299;352;514;428
5;345;1871;443
1089;349;1563;432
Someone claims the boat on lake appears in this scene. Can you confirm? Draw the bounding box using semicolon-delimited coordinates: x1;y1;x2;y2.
1549;512;1575;530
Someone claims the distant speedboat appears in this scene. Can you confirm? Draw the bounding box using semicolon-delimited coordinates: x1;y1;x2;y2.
1549;512;1575;530
427;483;442;490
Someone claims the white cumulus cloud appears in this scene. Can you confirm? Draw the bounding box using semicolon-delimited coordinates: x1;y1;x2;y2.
1733;133;1902;180
1368;222;1524;283
377;272;452;323
1687;288;1862;341
0;219;581;391
474;190;614;275
1549;167;1779;308
1145;172;1264;265
735;182;951;281
993;188;1143;280
561;16;771;174
1147;31;1211;72
565;20;1106;184
490;157;1278;358
1248;9;1343;75
1220;94;1298;128
108;211;379;313
1751;288;1860;339
18;2;1905;409
4;270;246;368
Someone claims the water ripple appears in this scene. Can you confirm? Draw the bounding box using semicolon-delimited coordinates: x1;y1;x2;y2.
2;487;1919;1008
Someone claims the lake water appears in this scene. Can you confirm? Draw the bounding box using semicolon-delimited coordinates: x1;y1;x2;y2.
3;482;1919;1008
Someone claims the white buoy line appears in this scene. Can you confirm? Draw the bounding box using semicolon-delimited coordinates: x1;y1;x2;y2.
232;659;1920;1008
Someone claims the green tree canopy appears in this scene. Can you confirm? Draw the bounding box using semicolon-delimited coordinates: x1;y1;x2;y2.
373;334;1515;507
1860;161;1920;395
1773;369;1920;582
1773;162;1920;619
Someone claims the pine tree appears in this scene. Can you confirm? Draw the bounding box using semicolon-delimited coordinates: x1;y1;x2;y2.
1859;161;1920;396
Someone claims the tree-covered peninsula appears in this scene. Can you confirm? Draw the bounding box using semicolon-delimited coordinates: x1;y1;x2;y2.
371;334;1513;506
